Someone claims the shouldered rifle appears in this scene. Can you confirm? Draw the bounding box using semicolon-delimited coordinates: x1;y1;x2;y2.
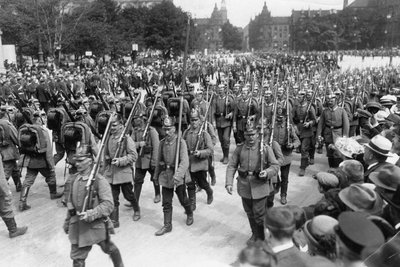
269;86;278;146
260;92;265;169
139;92;159;156
286;87;291;146
96;86;110;110
81;111;115;213
304;86;317;124
113;92;141;159
175;15;190;174
194;93;214;151
247;73;256;119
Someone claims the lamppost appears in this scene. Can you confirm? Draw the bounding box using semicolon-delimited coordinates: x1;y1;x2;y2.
387;13;393;65
305;29;309;52
0;28;5;74
333;24;338;55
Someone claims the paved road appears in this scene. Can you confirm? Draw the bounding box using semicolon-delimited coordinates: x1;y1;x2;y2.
0;140;324;267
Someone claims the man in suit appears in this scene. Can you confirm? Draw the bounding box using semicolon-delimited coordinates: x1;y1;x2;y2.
364;135;394;182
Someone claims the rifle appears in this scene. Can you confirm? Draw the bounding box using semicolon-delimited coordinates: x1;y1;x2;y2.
269;86;278;146
139;92;159;156
175;15;190;174
246;73;256;119
81;111;115;213
113;92;141;159
260;88;265;169
304;86;318;124
96;86;110;110
194;93;214;151
286;87;291;146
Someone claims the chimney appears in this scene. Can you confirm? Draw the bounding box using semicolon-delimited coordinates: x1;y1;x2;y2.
343;0;349;9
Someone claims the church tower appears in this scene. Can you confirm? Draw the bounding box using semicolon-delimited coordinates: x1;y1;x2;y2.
220;0;228;24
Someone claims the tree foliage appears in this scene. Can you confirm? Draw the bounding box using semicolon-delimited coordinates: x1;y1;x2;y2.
0;0;196;60
221;21;242;51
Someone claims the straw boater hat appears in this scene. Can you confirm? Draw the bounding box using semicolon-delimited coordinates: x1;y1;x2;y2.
364;135;392;157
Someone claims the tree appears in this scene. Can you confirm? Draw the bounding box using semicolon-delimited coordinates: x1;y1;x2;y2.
221;21;242;51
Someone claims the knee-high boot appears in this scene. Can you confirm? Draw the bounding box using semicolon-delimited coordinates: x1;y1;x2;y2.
155;210;172;236
206;187;213;205
153;182;160;203
73;259;85;267
247;217;257;245
19;186;31;211
110;207;119;228
133;183;142;203
187;187;196;211
109;247;124;267
49;184;63;199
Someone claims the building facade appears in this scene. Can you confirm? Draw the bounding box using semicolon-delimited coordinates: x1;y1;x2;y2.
193;1;228;52
116;0;172;9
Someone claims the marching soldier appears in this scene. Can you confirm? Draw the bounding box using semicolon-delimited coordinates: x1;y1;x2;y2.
103;114;140;227
233;85;258;145
226;120;279;244
293;90;317;176
153;116;193;236
63;146;124;267
0;105;22;192
345;86;363;137
212;84;234;164
183;109;214;211
130;111;161;204
317;93;350;168
18;110;63;211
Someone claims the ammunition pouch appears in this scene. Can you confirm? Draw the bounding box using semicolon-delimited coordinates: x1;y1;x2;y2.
238;170;260;178
142;145;152;154
68;209;77;217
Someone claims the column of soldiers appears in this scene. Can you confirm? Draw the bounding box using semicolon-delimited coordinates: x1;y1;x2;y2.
0;54;399;266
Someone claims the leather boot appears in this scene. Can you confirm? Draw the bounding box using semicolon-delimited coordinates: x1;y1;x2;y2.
256;224;265;241
110;207;119;228
247;218;257;246
12;175;22;192
153;181;161;203
327;157;334;168
185;203;194;226
209;166;216;186
19;186;31;211
73;259;85;267
132;207;141;222
133;183;142;203
206;188;213;205
49;184;63;199
222;148;229;164
155;211;172;236
187;187;196;211
298;158;308;176
109;247;124;267
3;217;28;238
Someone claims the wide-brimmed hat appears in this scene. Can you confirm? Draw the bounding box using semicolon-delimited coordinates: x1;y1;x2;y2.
369;164;400;192
335;136;364;158
334;211;385;255
303;215;338;249
338;184;383;215
364;135;392;157
365;102;382;111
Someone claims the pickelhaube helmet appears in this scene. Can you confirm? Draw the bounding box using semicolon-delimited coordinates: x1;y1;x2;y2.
162;116;175;129
72;145;93;161
189;108;200;120
245;118;257;135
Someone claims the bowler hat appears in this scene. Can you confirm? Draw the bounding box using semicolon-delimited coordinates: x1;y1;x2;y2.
338;184;383;215
303;215;338;249
335;211;385;255
364;135;392;157
369;164;400;192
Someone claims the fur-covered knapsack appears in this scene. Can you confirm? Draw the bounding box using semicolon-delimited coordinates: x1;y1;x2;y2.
18;124;47;155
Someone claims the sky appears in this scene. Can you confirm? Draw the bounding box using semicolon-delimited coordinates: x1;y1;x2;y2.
174;0;355;28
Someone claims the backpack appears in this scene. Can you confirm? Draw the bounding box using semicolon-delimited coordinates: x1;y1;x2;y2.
0;120;12;147
18;124;47;155
89;101;103;120
61;121;92;151
95;111;111;135
15;108;34;129
47;108;64;131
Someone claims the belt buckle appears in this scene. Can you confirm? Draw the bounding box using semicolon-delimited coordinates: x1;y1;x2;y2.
248;171;254;176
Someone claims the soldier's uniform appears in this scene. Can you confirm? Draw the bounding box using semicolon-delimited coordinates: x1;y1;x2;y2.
345;86;363;137
226;121;279;244
212;85;234;164
317;94;350;168
131;112;160;204
293;91;317;176
183;110;214;211
63;147;123;267
153;116;193;236
19;111;63;211
233;91;258;144
0;107;21;192
104;115;140;226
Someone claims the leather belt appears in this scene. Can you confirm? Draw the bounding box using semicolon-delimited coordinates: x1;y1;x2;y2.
329;126;341;129
238;170;259;177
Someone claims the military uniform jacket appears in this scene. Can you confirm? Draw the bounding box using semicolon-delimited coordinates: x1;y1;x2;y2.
225;140;279;199
317;106;350;144
212;95;234;128
104;132;138;185
131;126;159;170
345;97;363;126
154;135;190;188
233;98;258;131
293;102;316;138
65;174;114;248
0;118;19;161
270;121;301;166
183;127;213;172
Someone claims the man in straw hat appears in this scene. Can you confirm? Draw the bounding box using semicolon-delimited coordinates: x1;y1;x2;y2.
364;135;394;182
